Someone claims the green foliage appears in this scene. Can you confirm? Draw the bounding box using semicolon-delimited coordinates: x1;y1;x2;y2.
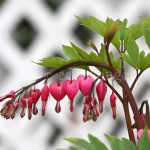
61;131;150;150
77;16;105;36
143;18;150;49
36;57;69;68
138;128;150;150
36;16;150;73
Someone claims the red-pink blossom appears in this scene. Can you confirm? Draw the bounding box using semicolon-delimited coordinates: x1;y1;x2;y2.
41;83;49;116
110;92;117;119
96;80;107;113
49;82;66;113
77;75;94;96
64;79;79;111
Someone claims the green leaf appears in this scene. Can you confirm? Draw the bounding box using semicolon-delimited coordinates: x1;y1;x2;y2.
64;138;91;150
89;52;101;62
125;36;139;64
68;146;81;150
77;16;105;35
71;43;91;61
137;53;150;71
88;134;108;150
122;138;136;150
143;18;150;49
138;128;150;150
121;54;136;68
62;45;82;60
125;22;144;40
105;134;125;150
36;57;68;68
138;51;145;60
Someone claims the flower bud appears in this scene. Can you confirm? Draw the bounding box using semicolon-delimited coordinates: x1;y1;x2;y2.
110;92;117;119
96;80;107;113
41;83;49;116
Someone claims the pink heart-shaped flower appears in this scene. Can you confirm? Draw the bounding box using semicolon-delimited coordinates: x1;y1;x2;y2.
49;82;66;101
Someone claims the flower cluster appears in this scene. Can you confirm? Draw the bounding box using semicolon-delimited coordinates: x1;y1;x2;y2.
0;74;117;121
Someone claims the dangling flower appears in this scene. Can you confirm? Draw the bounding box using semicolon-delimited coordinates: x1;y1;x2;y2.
110;92;117;119
27;97;33;120
77;75;94;96
29;89;41;115
0;90;16;102
82;96;98;122
49;82;66;113
20;97;27;118
41;83;49;116
64;79;79;112
11;101;20;119
0;100;13;119
96;79;107;113
92;97;99;117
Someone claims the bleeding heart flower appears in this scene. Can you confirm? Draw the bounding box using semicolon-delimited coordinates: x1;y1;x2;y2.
20;97;27;118
27;97;33;120
96;79;107;113
64;79;79;112
0;90;16;102
77;75;94;96
11;101;20;119
49;82;66;113
41;83;49;116
92;97;99;117
29;89;41;115
110;92;117;119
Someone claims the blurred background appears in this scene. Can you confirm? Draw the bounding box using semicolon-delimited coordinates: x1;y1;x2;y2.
0;0;150;150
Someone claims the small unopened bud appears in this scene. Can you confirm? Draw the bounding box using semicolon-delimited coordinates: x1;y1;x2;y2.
110;92;117;119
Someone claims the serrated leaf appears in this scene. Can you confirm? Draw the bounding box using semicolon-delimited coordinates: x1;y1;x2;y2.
143;18;150;49
125;36;139;63
138;128;150;150
137;53;150;71
138;51;145;60
122;138;136;150
64;138;91;150
77;16;105;35
62;45;82;60
121;54;136;68
112;57;122;70
125;22;144;40
105;134;125;150
36;57;68;68
71;43;91;61
89;52;101;62
88;134;108;150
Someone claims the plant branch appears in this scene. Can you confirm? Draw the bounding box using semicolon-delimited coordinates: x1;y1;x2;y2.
14;61;110;98
123;100;136;144
104;43;143;130
130;70;143;91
